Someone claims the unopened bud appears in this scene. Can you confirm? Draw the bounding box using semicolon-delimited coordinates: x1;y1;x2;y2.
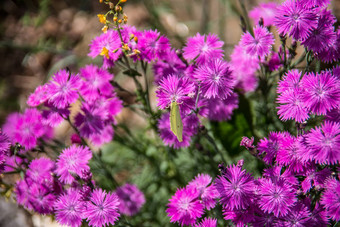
118;19;122;24
109;2;114;9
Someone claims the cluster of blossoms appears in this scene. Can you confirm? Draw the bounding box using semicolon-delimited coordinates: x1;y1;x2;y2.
166;0;340;226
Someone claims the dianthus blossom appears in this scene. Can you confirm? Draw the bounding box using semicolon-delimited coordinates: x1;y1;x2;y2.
276;202;311;226
194;59;234;99
240;25;274;58
27;85;49;107
320;178;340;221
83;189;120;227
55;145;92;184
138;29;170;62
274;0;318;41
249;2;278;27
277;69;302;94
205;93;238;121
305;121;340;165
115;183;145;216
215;164;255;210
183;33;224;65
166;187;204;226
46;69;81;109
194;217;217;227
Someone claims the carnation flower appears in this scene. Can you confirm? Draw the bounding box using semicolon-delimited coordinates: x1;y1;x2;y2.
240;25;274;58
277;70;302;94
183;33;224;65
115;183;145;216
321;178;340;221
249;2;278;27
42;102;70;127
187;173;218;210
156;74;195;112
275;0;318;41
194;59;234;99
28;183;56;214
83;189;120;227
0;130;10;155
276;202;311;226
301;165;331;193
26;157;55;183
215;164;255;210
325;107;340;123
205;93;239;121
301;0;330;8
315;29;340;63
46;69;81;109
79;64;114;101
166;187;204;226
257;178;296;217
54;189;84;227
277;88;309;123
55;145;92;184
223;206;255;226
305;121;340;165
88;30;122;68
88;125;114;147
300;71;340;115
138;29;170;62
27;85;49;107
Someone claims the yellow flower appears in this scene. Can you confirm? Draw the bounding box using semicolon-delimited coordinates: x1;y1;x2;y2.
101;25;108;33
97;14;107;24
100;47;110;59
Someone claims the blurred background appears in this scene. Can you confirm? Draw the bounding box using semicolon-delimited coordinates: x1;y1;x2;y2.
1;0;340;226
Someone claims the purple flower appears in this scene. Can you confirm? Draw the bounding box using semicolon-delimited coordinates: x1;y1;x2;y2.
194;217;217;227
205;93;239;121
153;49;187;85
158;113;199;149
305;121;340;165
166;187;204;226
46;69;81;109
249;2;278;27
54;189;84;227
156;74;195;112
0;130;10;166
223;206;255;226
215;164;255;210
301;0;330;8
138;29;170;62
89;125;114;146
27;85;49;107
262;166;299;187
277;88;309;123
315;29;340;63
183;33;224;65
257;178;296;217
194;59;234;99
115;183;145;216
274;0;318;41
55;145;92;184
321;178;340;221
301;165;331;193
257;131;289;165
187;173;218;210
240;25;274;58
277;202;311;226
300;71;340;115
28;183;56;214
277;69;302;94
326;107;340;123
301;9;336;52
88;30;122;68
26;157;55;183
83;189;120;227
42;102;70;127
79;64;114;101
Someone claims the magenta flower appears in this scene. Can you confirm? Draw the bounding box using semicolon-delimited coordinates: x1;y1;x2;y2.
249;2;278;27
277;88;309;123
79;64;114;101
46;69;81;109
257;178;296;217
88;30;122;68
277;69;302;94
301;165;331;193
205;93;239;121
42;102;70;127
315;29;340;63
240;25;274;58
27;85;49;107
223;206;255;226
156;74;195;112
166;187;204;226
89;125;114;147
28;183;56;214
257;131;289;165
320;178;340;221
305;121;340;165
326;107;340;123
183;33;224;65
0;129;10;156
194;59;234;99
301;0;330;8
274;0;318;41
55;145;92;184
215;164;255;210
26;157;55;183
83;189;120;227
116;183;145;216
194;217;217;227
187;173;219;210
300;71;340;115
138;29;170;62
54;189;84;227
277;202;311;226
